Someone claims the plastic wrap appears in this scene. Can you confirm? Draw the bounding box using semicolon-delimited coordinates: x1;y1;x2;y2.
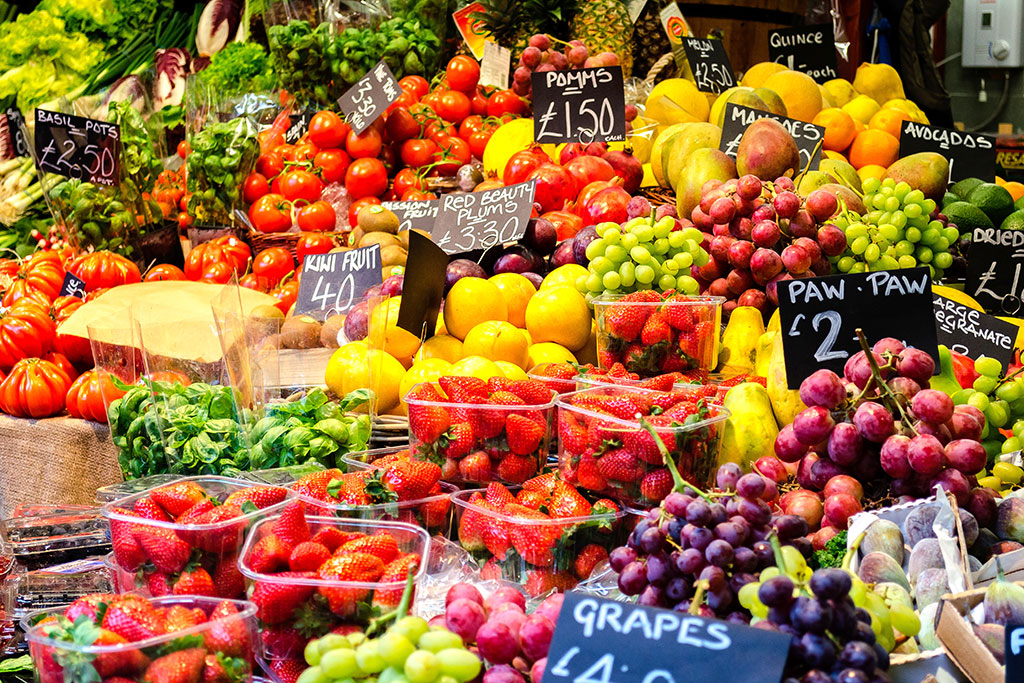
265;0;342;106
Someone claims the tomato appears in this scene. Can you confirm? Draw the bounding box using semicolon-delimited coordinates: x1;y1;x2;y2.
399;75;430;99
68;252;142;291
258;129;285;152
434;136;472;175
488;89;526;118
256;149;286;178
293;141;319;162
421;91;442;110
400;139;438;168
249;193;293;234
446;55;481;92
178;212;193;229
0;358;71;418
0;303;55;370
296;233;337;264
308;111;350;149
177;140;190;158
44;351;77;382
393;168;426;198
144;264;186;282
385;107;420;143
184;235;251;280
313;149;351;184
253;247;296;285
468;129;492;159
278;169;324;203
348;196;381;227
277;144;298;161
458;115;485;139
243;173;271;203
271;280;299;314
425;121;457;143
199;261;235;284
239;273;272;292
436;90;472;124
471;88;490;117
2;255;65;308
344;158;388;199
49;295;84;324
401;189;437;201
389;89;419;113
345;127;383;159
296;200;337;232
65;369;125;423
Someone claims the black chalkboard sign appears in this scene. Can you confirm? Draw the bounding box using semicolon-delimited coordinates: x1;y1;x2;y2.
933;293;1016;366
777;268;939;388
721;103;823;171
34;110;121;186
382;199;440;234
546;593;789;683
681;37;736;94
432;181;535;255
532;67;626;145
965;227;1024;315
397;231;448;339
899;121;995;183
59;272;87;299
1;107;27;160
1008;626;1024;683
294;245;382;319
338;61;401;135
767;24;838;83
285;109;315;144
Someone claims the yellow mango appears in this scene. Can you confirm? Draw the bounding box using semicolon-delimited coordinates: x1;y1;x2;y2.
719;382;779;469
717;306;765;377
765;330;807;427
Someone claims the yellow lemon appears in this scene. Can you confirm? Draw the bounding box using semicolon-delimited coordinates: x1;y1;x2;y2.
574;320;599;366
853;62;905;106
488;273;537;328
399;358;452;414
462;321;530;368
450;355;504;381
841;94;881;125
443;277;508;341
740;61;787;88
366;349;406;414
541;264;588;291
644;78;709;127
368;296;422;359
526;286;592;351
325;341;368;396
496;361;529;381
818;84;836;108
521;329;532;345
822;78;858;107
525;342;577;371
415;334;464;363
482;118;557;177
761;70;822;122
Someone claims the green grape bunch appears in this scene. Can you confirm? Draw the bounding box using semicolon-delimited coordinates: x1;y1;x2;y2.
952;355;1024;462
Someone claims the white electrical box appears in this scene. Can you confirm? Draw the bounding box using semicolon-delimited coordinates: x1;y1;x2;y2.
962;0;1024;68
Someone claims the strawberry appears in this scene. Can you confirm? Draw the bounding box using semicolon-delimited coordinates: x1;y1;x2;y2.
649;390;691;412
574;544;610;579
597;348;620;368
605;362;634;378
317;553;385;616
337;532;399;563
487;376;516;394
223;485;288;509
575;451;608;491
640;468;673;501
483;482;516;507
63;593;115;623
186;505;246;553
203;600;249;659
638;373;678;391
515;488;548;509
558;418;588;454
509;379;553;405
535;362;576;380
408;382;445;402
292;468;344;502
504;504;558;566
640;309;673;345
468;403;505;440
134;497;172;522
151;481;207;518
443;422;475;459
247;533;293;574
142;647;206;683
623;428;673;465
91;628;149;677
604;395;646;420
382;460;441;500
212;555;246;598
261;626;307;660
457;499;486;551
249;572;318;624
409;402;451;443
480;557;502;581
172;568;215;596
458;451;491;481
548;481;591;518
439;375;487;401
311;527;359;552
175;499;217;525
602;303;648;342
478;501;511;559
372;553;420;608
146;571;173;597
103;595;166;642
268;659;306;683
201;653;246;683
442;457;460;480
592;498;621;516
109;508;148;571
288;541;331;572
489;390;526;406
586;416;623;450
136;527;191;574
372;449;411;467
664;295;697;332
506;414;545;456
524;570;577;597
523;471;558;493
597;448;644;483
164;604;205;632
420;484;451;529
271;501;310;546
496;454;537;483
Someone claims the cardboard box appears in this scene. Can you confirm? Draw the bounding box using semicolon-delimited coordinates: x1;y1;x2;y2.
935;586;1005;683
889;649;967;683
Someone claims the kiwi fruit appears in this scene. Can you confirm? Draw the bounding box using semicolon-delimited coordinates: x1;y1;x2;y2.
348;227;365;247
398;230;410;250
320;314;345;348
380;244;408;268
280;315;323;349
358;232;401;250
249;304;284;321
357;205;400;234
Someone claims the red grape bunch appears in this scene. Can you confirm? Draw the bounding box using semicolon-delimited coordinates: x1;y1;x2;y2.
512;35;620;100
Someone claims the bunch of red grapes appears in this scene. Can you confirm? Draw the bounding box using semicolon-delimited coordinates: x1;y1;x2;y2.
690;176;847;316
775;336;988;509
511;35;620;99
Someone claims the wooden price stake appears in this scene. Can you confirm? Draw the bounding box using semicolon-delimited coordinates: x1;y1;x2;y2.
767;24;839;83
720;103;824;171
34;109;121;186
898;121;995;183
933;293;1016;367
294;245;382;319
531;67;626;145
681;37;735;94
965;227;1024;315
338;61;402;135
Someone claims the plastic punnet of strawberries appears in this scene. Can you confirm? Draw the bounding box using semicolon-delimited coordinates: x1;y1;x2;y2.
556;386;730;505
453;477;627;597
594;291;724;377
405;376;556;485
26;594;257;683
238;501;429;661
289;451;453;534
101;477;294;599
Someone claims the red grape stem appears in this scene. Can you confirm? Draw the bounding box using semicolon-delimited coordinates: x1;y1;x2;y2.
854;329;919;437
995;364;1024;390
638;417;714;503
689;580;708;616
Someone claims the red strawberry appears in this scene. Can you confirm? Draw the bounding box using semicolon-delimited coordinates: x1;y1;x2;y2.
574;544;610;579
468;403;505;440
261;626;307;660
109;508;148;571
640;468;673;501
484;482;515;507
246;534;293;574
142;647;206;683
504;504;558;566
458;451;491;481
524;570;577;597
317;553;385;615
292;468;344;502
134;497;172;522
91;628;149;677
641;309;673;345
523;471;558;493
604;395;646;420
337;532;399;563
623;428;673;465
186;505;246;553
212;555;246;598
638;373;678;391
506;414;545;456
172;568;215;597
489;390;526;407
151;481;207;518
409;402;451;443
479;557;502;581
288;541;332;571
597;448;644;483
408;382;445;402
249;572;318;624
548;481;591;518
509;379;553;405
516;488;548;509
164;605;205;632
536;362;576;379
201;653;238;683
457;498;486;552
420;484;451;529
487;376;516;394
602;302;648;342
592;498;621;516
439;375;487;401
443;422;474;458
103;595;166;642
382;460;442;500
223;485;288;509
175;499;217;525
478;501;511;559
496;454;537;483
311;527;359;552
146;571;173;597
664;295;697;331
558;417;588;454
597;348;620;368
63;593;115;623
271;501;310;546
203;600;249;659
576;451;608;491
136;527;191;574
372;553;420;608
268;659;306;683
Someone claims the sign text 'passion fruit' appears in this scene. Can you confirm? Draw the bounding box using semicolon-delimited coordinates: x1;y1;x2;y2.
295;245;382;319
432;180;536;254
382;199;439;233
777;268;939;388
34;109;120;186
532;67;626;145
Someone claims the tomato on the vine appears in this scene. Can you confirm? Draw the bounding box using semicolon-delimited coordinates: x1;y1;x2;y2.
177;140;190;158
253;247;296;284
436;90;472;124
277;144;299;161
458;115;485;139
400;138;439;168
296;233;337;264
446;56;481;92
348;196;381;226
425;121;457;143
488;90;526;118
243;172;270;203
308;111;350;149
468;129;493;159
296;200;337;232
313;149;351;184
385;107;420;143
393;168;426;198
292;141;319;162
256;148;286;178
399;75;430;99
249;193;293;233
177;212;193;229
278;169;324;203
390;89;419;111
345;158;388;200
401;189;437;201
421;91;442;110
434;136;471;175
345;127;383;159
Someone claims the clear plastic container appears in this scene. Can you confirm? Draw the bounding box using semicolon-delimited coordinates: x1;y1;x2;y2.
4;558;113;619
0;509;110;571
555;386;730;505
239;515;430;660
450;489;629;597
24;596;258;683
237;462;327;486
101;476;294;598
404;384;556;485
593;294;724;376
94;473;183;504
526;364;577;396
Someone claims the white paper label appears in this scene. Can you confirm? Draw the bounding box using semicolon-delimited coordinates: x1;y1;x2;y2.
480;41;511;90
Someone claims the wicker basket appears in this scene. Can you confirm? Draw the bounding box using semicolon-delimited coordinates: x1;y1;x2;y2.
247;229;350;258
640;186;676;208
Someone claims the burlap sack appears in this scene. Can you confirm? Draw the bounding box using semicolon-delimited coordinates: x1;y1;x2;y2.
0;415;122;517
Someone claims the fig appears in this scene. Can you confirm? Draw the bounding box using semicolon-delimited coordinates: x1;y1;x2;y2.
972;623;1005;664
958;509;979;547
907;538;944;583
983;568;1024;626
917;603;940;650
904;504;939;547
971;528;1000;562
914;568;949;609
858;551;910;592
861;520;905;566
996;497;1024;543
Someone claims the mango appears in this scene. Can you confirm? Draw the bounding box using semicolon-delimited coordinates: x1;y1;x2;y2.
819;183;866;214
709;87;769;127
796;170;839;196
763;329;807;428
753;88;787;116
674;148;737;217
719;382;779;469
650;123;691;188
882;152;950;202
736;118;800;180
819;158;862;192
718;306;764;376
666;122;723;192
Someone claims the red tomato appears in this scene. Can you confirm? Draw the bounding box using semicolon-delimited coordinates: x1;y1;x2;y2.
68;252;142;291
296;200;337;232
296;233;337;264
308;111;350;149
425;121;457;144
277;144;298;161
389;89;419;112
401;189;437;201
400;75;430;98
292;141;319;162
248;193;293;233
400;139;438;168
144;264;186;282
278;169;324;203
0;303;56;370
271;280;299;314
488;90;526;118
421;91;442;110
184;236;251;280
434;136;471;175
256;149;285;178
65;369;125;423
393;168;426;198
0;358;71;418
49;295;83;324
436;90;472;124
345;127;383;159
345;158;388;200
177;140;190;158
239;273;272;292
385;107;420;143
253;247;296;285
468;129;492;159
177;212;193;229
458;115;485;139
348;196;381;227
200;261;235;284
471;88;491;116
313;149;351;184
244;172;271;203
446;56;481;92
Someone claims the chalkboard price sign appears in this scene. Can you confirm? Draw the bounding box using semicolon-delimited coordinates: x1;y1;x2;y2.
1;107;27;160
34;109;121;186
720;103;823;171
777;268;939;388
965;227;1024;315
532;67;626;144
59;272;87;299
433;181;535;255
767;24;838;83
1008;626;1024;683
338;61;401;135
397;231;448;338
285;109;315;144
294;245;382;318
933;293;1016;366
899;121;995;183
382;199;440;234
681;37;736;94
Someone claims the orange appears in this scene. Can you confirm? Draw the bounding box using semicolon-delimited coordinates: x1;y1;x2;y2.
856;164;887;183
1006;181;1024;202
812;108;856;152
868;108;912;138
848;129;899;169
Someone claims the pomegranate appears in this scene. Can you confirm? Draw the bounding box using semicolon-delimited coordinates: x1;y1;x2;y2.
575;179;617;217
602;150;643;194
564;155;615;190
584;142;608;156
559;143;586;165
503;148;549;186
526;163;578;213
542;210;584;240
583;185;631;225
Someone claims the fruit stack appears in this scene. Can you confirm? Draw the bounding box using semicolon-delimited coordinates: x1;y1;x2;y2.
556;386;729;505
452;478;627;597
238;501;429;663
25;594;257;683
405;376;556;485
593;292;723;377
101;477;295;598
290;448;455;535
